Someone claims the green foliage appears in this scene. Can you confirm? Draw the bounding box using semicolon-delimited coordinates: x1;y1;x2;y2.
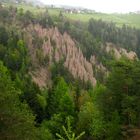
51;61;74;83
54;77;69;99
90;107;105;138
48;77;74;117
77;101;105;139
21;76;46;123
56;117;85;140
77;102;94;134
44;113;65;136
4;48;23;70
21;10;34;26
0;44;6;60
106;111;121;140
1;4;140;140
88;18;140;55
59;93;74;116
0;61;38;140
36;48;45;65
39;121;54;140
38;89;48;110
37;94;47;111
0;7;10;23
17;39;26;55
0;26;8;45
45;78;76;137
90;84;111;118
106;59;140;125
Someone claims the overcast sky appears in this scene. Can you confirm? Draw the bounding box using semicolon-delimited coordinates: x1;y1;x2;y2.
40;0;140;13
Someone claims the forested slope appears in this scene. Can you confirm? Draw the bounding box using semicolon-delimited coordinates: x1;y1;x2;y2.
0;4;140;140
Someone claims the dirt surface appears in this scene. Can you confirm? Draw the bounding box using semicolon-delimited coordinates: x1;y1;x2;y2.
128;129;140;140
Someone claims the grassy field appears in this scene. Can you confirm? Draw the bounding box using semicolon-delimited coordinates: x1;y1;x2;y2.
3;3;140;28
49;9;140;29
57;11;140;28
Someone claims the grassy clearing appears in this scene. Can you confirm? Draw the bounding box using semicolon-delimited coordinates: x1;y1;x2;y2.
64;12;140;28
3;3;140;28
48;9;140;29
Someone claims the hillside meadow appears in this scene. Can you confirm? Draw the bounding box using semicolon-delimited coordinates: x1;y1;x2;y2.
3;3;140;28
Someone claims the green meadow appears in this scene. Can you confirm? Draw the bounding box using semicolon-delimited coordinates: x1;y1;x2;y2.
3;3;140;28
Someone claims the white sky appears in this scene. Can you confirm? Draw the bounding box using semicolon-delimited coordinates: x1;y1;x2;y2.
40;0;140;13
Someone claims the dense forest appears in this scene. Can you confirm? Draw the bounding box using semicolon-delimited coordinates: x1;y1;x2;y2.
0;3;140;140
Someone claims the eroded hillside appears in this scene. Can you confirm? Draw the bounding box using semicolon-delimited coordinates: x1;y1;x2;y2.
24;24;97;87
24;24;139;88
